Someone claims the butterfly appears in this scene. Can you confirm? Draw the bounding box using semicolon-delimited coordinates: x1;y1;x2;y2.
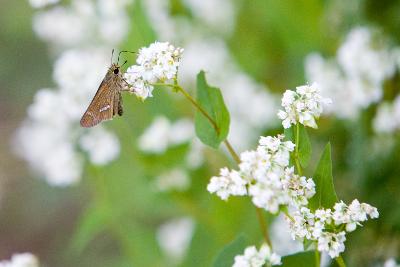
80;50;132;128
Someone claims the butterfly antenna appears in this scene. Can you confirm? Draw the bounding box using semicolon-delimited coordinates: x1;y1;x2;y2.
117;50;136;64
121;60;128;68
111;49;115;65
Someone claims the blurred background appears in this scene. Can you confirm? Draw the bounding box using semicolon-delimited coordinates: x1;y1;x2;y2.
0;0;399;266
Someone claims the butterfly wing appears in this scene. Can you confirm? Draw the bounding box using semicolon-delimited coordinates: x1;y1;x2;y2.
80;72;118;128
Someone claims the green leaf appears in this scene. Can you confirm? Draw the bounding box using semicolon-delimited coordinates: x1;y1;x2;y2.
281;251;316;267
284;127;294;141
212;234;247;267
298;124;311;168
309;143;338;210
69;206;108;255
195;71;230;148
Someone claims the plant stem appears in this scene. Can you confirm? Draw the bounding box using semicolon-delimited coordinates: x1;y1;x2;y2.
336;256;347;267
175;85;221;134
224;140;241;164
294;123;303;176
256;207;272;247
174;83;272;245
315;250;320;267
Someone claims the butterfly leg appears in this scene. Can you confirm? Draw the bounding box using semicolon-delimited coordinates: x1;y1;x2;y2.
118;93;123;116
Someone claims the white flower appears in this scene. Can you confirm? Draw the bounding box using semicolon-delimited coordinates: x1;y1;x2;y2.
182;0;236;35
14;49;121;186
14;121;83;186
383;258;400;267
337;27;395;85
317;231;346;258
286;199;378;258
332;200;379;231
138;116;171;154
79;126;120;165
373;96;400;134
138;116;194;154
29;0;59;8
305;27;397;120
153;168;190;192
157;217;195;263
207;168;248;200
278;83;331;129
270;215;303;256
124;65;154;100
124;42;184;100
286;207;316;240
208;134;315;213
32;0;130;48
33;6;88;47
0;253;39;267
233;243;281;267
281;167;316;207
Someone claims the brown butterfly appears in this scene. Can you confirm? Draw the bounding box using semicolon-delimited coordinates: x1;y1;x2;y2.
80;50;132;128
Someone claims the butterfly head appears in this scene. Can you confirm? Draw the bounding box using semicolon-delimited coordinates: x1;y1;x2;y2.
109;63;122;75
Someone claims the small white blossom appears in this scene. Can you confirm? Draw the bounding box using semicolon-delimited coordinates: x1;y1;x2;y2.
208;135;315;213
373;96;400;134
278;83;331;129
317;231;346;258
286;199;378;258
153;168;190;192
233;243;281;267
125;42;184;100
305;27;397;120
29;0;59;8
383;258;400;267
207;168;248;200
0;253;39;267
79;126;120;165
332;199;379;231
157;217;195;263
124;65;154;100
138;116;194;154
281;167;316;208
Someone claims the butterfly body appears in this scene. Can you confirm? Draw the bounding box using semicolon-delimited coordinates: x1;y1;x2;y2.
80;63;126;128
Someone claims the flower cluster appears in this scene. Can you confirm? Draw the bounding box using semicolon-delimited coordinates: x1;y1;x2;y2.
156;217;195;263
277;83;331;129
373;95;400;134
16;1;131;186
233;243;281;267
138;116;193;154
306;27;398;119
15;49;121;186
207;135;316;213
0;253;39;267
286;199;379;258
143;0;279;151
29;0;59;9
124;42;184;100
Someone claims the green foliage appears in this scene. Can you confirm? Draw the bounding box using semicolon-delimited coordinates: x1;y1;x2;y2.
281;251;316;267
284;124;311;168
212;234;248;267
69;206;108;255
298;124;312;168
309;143;338;210
194;71;230;148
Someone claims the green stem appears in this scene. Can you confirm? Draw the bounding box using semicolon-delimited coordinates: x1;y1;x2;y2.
336;256;347;267
173;83;272;245
255;207;273;248
175;85;221;135
315;249;320;267
294;123;303;176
